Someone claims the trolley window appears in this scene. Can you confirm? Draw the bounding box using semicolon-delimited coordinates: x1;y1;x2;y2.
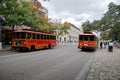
84;35;88;41
14;32;26;39
27;33;31;39
79;35;83;40
89;36;94;41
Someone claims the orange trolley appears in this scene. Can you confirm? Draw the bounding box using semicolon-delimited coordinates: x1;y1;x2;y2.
12;29;56;51
78;32;98;51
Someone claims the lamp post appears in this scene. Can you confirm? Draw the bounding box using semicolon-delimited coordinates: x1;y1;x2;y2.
0;15;5;49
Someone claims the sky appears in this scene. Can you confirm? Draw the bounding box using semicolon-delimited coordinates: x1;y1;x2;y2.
39;0;120;28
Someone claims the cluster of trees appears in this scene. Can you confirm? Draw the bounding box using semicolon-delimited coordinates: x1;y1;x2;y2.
82;2;120;41
0;0;39;29
0;0;70;35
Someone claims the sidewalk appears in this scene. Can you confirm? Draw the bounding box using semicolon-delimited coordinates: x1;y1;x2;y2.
86;46;120;80
0;45;11;52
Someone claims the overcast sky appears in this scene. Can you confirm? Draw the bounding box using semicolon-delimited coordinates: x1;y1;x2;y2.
39;0;120;28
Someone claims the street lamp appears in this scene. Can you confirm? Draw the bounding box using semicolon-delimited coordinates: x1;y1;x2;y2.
0;15;5;49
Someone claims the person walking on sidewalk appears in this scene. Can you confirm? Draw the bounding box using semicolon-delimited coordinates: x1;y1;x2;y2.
1;39;5;48
100;42;103;49
104;42;107;49
108;41;113;52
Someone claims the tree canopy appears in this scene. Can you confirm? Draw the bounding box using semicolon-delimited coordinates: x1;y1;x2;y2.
82;2;120;41
0;0;70;39
0;0;39;30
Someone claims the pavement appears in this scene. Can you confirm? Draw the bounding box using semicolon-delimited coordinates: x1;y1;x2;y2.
0;45;11;52
86;46;120;80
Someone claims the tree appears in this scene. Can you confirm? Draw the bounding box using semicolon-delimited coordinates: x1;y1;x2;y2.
48;18;70;40
81;2;120;41
0;0;39;30
100;2;120;40
82;19;101;32
28;0;51;31
82;20;92;32
59;22;70;35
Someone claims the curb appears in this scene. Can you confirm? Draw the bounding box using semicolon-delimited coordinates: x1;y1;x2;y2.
74;54;95;80
0;47;11;52
0;49;11;52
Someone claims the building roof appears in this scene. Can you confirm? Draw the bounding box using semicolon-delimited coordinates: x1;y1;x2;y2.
69;23;82;31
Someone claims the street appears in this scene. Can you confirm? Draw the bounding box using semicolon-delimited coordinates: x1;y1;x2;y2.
0;43;95;80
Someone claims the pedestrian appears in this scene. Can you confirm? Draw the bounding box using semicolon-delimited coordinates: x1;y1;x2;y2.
108;41;113;52
100;42;103;49
104;42;107;49
1;38;5;48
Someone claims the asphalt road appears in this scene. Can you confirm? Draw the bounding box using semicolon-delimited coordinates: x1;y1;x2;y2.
0;43;95;80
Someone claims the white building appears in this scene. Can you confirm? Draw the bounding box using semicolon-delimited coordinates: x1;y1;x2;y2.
58;23;82;43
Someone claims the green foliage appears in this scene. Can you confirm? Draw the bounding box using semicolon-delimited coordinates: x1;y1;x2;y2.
0;0;69;35
0;0;39;30
82;20;91;32
101;2;120;40
82;2;120;41
55;21;70;39
101;31;110;40
82;20;100;32
58;22;70;36
61;22;70;34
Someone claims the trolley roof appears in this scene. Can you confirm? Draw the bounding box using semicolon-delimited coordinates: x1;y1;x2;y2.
14;29;55;35
79;32;97;36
